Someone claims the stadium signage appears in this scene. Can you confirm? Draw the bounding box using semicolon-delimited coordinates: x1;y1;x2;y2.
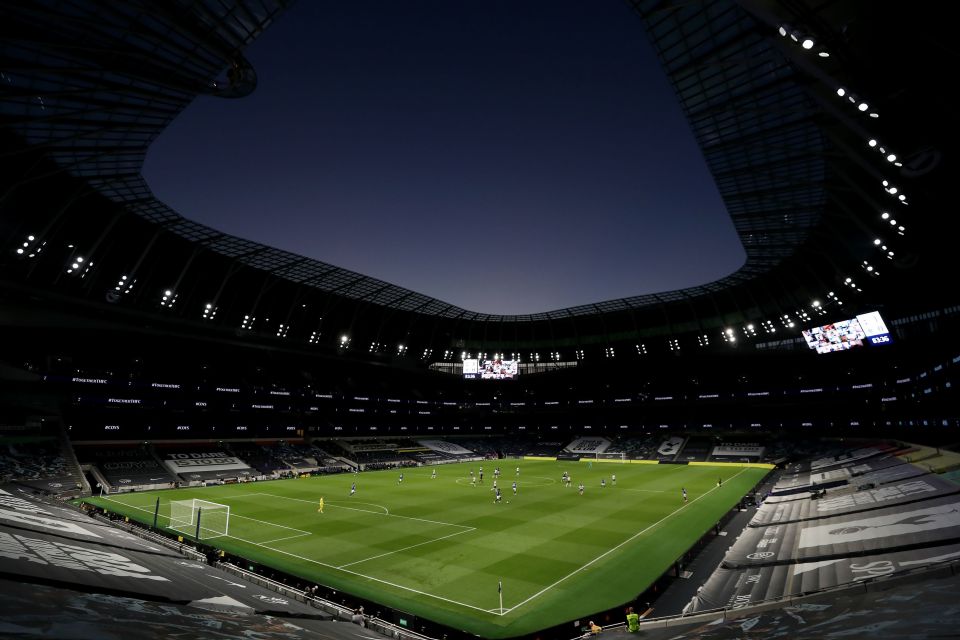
167;452;245;468
216;387;240;393
150;382;180;389
103;461;154;470
698;394;719;399
896;377;911;384
104;425;120;430
251;404;273;409
851;383;873;389
108;398;141;404
654;396;673;400
747;391;770;397
72;377;107;384
270;391;291;396
881;396;897;402
800;388;824;393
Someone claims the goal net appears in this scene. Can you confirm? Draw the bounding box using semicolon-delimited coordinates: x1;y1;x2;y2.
596;452;628;463
169;499;230;540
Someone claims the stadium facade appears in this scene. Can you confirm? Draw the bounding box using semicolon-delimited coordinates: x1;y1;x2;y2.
2;2;960;639
1;0;955;363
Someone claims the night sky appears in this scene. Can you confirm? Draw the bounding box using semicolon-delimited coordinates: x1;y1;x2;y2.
144;1;744;315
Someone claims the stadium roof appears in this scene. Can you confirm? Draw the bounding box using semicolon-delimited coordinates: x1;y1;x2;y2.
0;1;953;355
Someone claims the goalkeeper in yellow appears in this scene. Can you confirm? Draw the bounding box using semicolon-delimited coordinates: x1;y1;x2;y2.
317;497;324;513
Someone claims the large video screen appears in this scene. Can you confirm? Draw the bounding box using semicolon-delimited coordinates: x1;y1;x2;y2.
463;358;519;380
802;310;892;354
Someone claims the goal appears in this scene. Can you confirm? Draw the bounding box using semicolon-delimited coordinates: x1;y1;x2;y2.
169;499;230;540
596;452;628;463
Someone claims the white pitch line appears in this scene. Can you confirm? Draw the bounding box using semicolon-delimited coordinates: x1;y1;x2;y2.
230;512;311;535
337;526;476;569
259;532;312;545
255;492;473;530
620;488;666;493
100;494;310;539
231;533;495;615
96;494;490;612
500;466;751;616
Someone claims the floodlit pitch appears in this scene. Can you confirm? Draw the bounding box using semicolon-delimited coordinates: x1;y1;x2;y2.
83;459;769;638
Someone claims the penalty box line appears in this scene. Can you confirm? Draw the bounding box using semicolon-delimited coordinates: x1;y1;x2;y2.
99;494;312;541
97;495;493;614
501;466;753;616
248;492;475;530
233;532;497;616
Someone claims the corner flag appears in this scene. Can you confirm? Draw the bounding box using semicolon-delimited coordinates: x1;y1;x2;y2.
498;579;503;613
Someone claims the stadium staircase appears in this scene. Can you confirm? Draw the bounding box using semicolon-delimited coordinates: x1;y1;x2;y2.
56;419;90;494
85;465;112;493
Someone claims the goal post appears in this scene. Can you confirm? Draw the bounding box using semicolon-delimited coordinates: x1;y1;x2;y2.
595;451;628;463
168;499;230;540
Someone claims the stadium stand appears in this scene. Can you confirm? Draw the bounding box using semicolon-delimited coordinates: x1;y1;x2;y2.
679;446;960;615
74;443;176;490
153;443;256;483
599;566;960;640
709;442;766;462
676;437;713;462
0;436;83;496
565;438;611;455
656;436;685;460
3;0;960;637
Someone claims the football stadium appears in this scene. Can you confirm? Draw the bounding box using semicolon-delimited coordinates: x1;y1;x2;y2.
2;2;960;639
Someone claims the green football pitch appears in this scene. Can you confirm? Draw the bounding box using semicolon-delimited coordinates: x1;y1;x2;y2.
81;459;769;638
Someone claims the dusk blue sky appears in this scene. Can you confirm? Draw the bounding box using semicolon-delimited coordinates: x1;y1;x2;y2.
144;1;745;315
